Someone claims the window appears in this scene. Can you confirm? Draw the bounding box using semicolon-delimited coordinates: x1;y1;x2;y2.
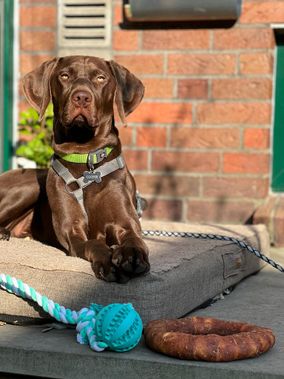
58;0;112;59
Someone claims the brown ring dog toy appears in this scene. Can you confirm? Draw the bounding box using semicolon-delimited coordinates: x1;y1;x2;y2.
144;316;275;362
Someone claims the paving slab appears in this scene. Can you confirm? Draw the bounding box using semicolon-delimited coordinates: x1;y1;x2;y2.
0;250;283;379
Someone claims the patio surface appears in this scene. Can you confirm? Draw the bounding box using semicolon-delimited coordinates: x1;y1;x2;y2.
0;249;283;379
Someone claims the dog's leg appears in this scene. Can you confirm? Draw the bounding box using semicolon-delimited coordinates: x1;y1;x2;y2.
0;169;44;235
46;171;120;281
49;216;118;282
47;172;150;282
88;189;150;281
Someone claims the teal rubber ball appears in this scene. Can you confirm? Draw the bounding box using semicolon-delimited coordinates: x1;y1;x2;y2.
94;303;143;352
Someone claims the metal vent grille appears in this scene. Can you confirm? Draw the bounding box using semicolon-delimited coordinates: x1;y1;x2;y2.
58;0;111;55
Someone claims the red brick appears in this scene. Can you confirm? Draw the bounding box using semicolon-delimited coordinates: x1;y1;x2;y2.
214;28;274;50
118;126;133;146
212;78;272;100
113;3;123;25
143;78;174;99
127;103;192;124
134;174;200;197
143;199;183;221
240;1;284;24
244;128;270;149
18;81;24;98
114;55;164;75
223;153;270;174
170;128;240;149
152;151;220;173
197;103;271;125
239;53;273;74
18;100;30;113
136;127;167;147
203;177;269;199
142;30;209;50
20;54;54;75
168;54;236;75
123;150;148;171
20;31;56;51
187;199;256;223
20;6;56;27
177;79;208;99
113;30;139;51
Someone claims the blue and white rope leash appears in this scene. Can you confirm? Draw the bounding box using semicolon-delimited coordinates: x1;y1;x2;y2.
142;230;284;273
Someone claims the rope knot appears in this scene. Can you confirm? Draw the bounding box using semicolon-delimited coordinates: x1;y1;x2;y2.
76;304;105;351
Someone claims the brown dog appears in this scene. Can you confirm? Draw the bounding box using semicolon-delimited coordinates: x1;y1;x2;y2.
0;56;150;283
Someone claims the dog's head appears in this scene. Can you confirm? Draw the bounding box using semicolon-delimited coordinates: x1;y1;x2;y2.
22;56;144;131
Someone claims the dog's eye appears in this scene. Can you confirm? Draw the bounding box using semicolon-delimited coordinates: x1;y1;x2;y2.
96;75;106;83
60;73;69;80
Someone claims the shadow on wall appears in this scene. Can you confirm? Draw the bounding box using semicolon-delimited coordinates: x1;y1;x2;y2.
135;98;256;224
139;102;191;221
214;196;254;224
146;164;182;220
135;98;254;224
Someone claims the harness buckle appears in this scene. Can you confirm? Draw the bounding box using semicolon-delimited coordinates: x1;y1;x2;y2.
65;180;81;194
87;148;107;170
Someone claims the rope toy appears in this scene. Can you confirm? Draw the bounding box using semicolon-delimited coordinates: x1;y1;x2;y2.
0;273;143;352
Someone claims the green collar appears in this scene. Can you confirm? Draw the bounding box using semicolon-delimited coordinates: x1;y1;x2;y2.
60;147;113;167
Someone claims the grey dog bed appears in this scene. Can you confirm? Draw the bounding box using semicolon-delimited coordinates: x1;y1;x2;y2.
0;221;269;325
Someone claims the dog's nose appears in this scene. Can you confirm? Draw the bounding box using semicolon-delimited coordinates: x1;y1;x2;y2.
72;90;92;108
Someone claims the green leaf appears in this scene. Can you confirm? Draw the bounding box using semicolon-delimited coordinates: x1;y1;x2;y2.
17;104;54;167
45;104;54;117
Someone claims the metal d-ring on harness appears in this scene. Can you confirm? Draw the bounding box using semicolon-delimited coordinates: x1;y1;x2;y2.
142;230;284;273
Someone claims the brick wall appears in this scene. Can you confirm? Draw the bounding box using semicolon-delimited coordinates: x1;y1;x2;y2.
19;0;57;111
18;0;284;225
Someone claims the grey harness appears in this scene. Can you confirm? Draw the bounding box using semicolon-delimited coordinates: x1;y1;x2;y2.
51;154;125;220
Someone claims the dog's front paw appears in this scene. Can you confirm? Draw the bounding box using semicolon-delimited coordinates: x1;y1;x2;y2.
91;251;117;283
111;244;150;279
92;261;117;282
0;227;10;241
89;247;128;283
87;241;150;283
92;254;137;284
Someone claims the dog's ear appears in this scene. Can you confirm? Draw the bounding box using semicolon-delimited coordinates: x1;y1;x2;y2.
22;57;58;120
108;60;144;125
